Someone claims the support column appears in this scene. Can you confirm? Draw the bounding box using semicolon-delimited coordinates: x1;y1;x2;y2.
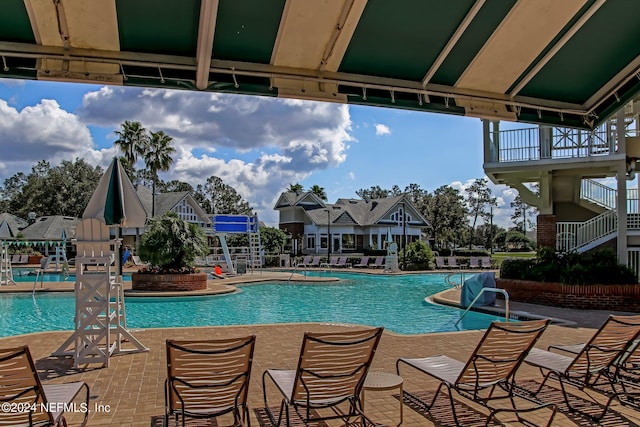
618;168;628;264
537;214;556;249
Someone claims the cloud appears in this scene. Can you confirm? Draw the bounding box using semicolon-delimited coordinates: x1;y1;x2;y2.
374;123;391;136
78;86;355;224
0;98;108;179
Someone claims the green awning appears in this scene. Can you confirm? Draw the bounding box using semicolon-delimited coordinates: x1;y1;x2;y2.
0;0;638;129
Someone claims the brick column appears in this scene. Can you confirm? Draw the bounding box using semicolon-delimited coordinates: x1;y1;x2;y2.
537;214;556;249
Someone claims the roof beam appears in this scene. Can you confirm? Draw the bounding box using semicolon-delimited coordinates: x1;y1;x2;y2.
584;55;640;112
510;0;607;97
195;0;219;90
421;0;485;87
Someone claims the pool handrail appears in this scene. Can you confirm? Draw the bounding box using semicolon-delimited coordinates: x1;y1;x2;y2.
455;288;510;326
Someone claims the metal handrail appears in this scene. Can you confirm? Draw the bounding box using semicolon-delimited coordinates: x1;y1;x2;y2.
454;288;510;326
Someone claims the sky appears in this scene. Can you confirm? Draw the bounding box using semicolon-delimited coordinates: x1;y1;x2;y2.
0;78;523;228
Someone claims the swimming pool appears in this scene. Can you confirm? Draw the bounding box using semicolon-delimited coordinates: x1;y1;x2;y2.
11;268;132;282
0;272;502;336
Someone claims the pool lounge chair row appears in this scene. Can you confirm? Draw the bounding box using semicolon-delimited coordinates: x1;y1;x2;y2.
5;314;640;426
296;255;385;269
435;256;493;269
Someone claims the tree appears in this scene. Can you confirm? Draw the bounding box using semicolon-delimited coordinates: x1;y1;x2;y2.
143;130;176;217
465;178;497;249
287;183;304;194
356;185;391;199
114;121;148;175
3;159;102;217
158;180;194;193
260;226;288;254
201;176;253;215
309;185;327;201
511;193;537;234
424;185;467;250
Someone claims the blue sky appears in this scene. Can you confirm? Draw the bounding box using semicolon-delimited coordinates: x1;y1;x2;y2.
0;78;519;227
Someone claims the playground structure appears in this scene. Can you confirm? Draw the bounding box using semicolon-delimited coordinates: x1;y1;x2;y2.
207;215;262;274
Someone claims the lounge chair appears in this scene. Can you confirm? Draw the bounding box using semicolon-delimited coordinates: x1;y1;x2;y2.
166;335;256;427
446;256;459;269
523;314;640;420
0;345;90;427
295;256;312;267
330;256;349;268
320;256;339;269
10;254;20;264
194;256;206;266
353;256;369;268
262;327;384;427
299;256;321;268
480;256;493;269
435;256;447;269
205;254;218;267
371;256;384;269
131;255;147;266
397;319;554;427
468;257;480;269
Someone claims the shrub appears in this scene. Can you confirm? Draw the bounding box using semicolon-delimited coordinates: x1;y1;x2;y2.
138;212;208;273
500;247;637;285
399;240;434;270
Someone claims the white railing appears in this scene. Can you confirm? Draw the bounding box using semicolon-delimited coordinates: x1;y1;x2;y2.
490;124;615;163
628;248;640;282
581;179;617;210
556;211;617;252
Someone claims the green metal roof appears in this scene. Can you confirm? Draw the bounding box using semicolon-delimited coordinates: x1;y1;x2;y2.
1;0;638;129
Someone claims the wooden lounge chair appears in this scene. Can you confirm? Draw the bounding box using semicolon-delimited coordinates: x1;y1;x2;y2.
523;314;640;420
468;257;480;269
0;345;90;427
435;256;447;269
262;327;384;427
352;256;369;268
397;319;554;427
166;335;256;427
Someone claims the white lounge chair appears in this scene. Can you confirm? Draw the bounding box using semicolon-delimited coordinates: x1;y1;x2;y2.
371;256;385;269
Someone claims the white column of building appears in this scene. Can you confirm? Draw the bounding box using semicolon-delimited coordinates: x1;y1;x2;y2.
618;109;628;264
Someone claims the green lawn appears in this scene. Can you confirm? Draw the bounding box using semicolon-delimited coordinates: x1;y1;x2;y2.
491;251;535;267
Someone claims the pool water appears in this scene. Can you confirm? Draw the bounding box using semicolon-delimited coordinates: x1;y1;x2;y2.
11;268;131;282
0;272;502;337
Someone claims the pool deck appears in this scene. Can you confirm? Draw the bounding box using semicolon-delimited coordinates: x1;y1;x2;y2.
2;268;640;425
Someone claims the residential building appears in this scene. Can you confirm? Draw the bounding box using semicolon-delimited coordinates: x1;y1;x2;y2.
275;192;429;255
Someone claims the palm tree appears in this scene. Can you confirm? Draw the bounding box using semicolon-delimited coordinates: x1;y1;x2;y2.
114;121;148;173
287;183;304;194
309;185;327;201
144;130;176;217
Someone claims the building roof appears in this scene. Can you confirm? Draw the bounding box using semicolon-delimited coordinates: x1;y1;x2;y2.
276;192;429;228
136;186;211;223
1;1;638;129
0;213;28;238
19;215;80;241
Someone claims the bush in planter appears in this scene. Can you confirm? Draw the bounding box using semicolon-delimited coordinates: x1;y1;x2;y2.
137;212;208;273
399;240;434;270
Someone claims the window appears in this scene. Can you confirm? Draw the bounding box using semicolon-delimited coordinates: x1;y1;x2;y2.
391;207;412;225
307;235;316;252
342;234;355;249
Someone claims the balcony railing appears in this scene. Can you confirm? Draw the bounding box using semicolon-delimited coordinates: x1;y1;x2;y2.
556;211;617;252
488;124;618;163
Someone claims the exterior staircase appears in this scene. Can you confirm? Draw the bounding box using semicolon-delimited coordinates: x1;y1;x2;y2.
557;179;639;253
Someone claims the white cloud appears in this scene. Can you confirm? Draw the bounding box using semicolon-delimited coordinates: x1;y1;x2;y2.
77;87;355;224
0;99;109;179
374;123;391;136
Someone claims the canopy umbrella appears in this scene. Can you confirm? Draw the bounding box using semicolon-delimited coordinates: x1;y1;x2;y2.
83;157;147;277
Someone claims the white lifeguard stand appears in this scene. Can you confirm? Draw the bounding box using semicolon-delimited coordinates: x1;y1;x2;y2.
53;218;147;367
39;245;68;272
385;242;400;273
0;243;16;286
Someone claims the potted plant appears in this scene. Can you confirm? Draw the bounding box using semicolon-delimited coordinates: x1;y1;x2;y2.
132;212;209;291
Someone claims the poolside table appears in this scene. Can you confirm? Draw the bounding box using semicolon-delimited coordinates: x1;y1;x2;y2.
362;371;404;426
